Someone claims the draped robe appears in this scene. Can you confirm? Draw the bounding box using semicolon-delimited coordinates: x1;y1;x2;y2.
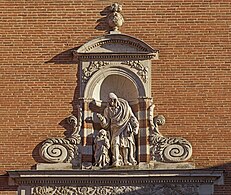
104;98;138;149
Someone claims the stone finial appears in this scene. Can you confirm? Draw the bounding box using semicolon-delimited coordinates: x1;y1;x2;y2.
107;3;124;32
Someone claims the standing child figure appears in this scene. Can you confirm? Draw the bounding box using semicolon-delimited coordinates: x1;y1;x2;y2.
94;129;110;168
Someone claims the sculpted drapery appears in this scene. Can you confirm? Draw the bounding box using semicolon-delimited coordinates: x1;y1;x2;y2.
94;129;110;168
97;93;139;167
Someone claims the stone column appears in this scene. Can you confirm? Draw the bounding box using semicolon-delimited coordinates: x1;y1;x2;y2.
137;97;153;163
79;97;94;167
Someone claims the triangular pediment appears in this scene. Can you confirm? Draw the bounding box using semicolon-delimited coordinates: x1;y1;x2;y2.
76;34;158;54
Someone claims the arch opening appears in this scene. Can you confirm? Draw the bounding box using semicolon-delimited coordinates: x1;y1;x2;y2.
83;67;146;103
99;74;138;102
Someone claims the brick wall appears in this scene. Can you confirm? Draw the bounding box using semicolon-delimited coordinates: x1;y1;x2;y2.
0;0;230;194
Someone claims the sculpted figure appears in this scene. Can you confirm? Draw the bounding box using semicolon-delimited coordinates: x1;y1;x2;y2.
97;93;139;167
94;129;110;168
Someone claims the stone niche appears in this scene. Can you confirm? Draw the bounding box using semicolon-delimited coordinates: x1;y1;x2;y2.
8;3;224;195
75;33;159;166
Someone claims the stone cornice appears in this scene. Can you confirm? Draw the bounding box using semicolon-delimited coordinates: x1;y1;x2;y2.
8;169;224;186
73;52;158;61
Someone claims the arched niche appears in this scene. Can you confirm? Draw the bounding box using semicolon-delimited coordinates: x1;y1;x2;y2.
83;66;145;103
100;75;138;102
73;33;159;102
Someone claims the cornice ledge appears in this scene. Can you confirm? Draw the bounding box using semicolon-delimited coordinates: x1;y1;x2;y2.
8;169;224;186
72;51;159;61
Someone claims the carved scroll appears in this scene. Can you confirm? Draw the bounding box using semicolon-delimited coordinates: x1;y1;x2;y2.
39;135;80;163
149;105;192;163
39;108;82;164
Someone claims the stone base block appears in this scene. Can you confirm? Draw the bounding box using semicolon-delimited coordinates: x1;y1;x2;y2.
36;163;73;170
150;161;195;169
36;161;195;171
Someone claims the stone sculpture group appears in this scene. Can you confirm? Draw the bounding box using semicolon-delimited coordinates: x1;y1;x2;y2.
96;93;139;167
39;92;192;168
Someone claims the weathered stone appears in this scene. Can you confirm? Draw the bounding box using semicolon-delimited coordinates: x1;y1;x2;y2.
97;93;139;167
8;169;224;195
149;105;193;163
36;163;73;170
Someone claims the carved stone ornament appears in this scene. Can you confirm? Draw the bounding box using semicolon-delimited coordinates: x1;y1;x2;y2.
39;108;82;165
107;3;124;32
94;129;110;168
97;93;139;167
32;184;199;195
122;60;148;83
148;104;193;163
8;169;224;195
83;61;109;82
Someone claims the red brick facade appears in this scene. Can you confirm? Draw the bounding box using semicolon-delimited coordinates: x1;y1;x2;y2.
0;1;230;194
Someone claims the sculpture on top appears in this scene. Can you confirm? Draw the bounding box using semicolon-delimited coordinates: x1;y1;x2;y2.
107;3;124;32
97;93;139;167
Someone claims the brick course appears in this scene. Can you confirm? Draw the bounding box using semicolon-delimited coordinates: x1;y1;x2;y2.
0;0;230;194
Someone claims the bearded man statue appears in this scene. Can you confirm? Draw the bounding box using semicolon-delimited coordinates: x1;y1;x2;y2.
97;93;139;167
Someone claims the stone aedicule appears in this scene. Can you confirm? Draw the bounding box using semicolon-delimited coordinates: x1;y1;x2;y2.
70;32;159;167
39;29;193;167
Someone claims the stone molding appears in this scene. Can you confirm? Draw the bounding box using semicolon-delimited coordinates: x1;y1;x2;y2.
8;169;224;195
75;33;157;102
74;53;157;60
83;66;147;99
81;60;148;86
8;169;224;186
73;34;159;60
